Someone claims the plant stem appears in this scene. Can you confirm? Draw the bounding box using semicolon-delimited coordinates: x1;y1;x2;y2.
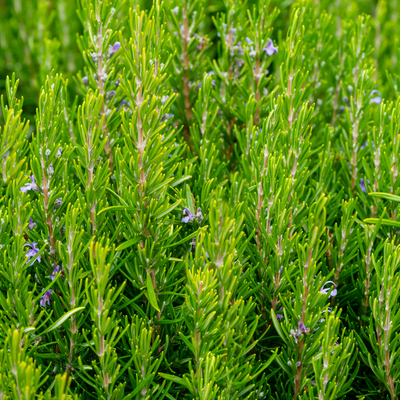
97;20;113;171
42;154;57;267
183;2;191;140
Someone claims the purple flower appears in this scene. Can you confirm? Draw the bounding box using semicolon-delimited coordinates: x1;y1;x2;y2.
20;175;40;193
263;39;278;56
182;207;196;223
320;281;337;297
361;141;375;150
48;265;61;281
121;100;131;113
24;241;41;265
370;90;382;104
54;198;63;209
245;37;253;45
107;90;116;100
27;218;37;230
82;76;89;86
115;78;121;86
276;308;283;321
40;289;53;307
182;207;204;224
161;113;174;123
298;322;310;334
360;178;370;194
108;42;121;58
189;237;196;249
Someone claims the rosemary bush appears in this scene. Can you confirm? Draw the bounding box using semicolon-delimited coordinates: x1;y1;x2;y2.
2;0;400;398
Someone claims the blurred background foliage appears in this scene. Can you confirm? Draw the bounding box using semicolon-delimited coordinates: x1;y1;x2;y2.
1;0;398;127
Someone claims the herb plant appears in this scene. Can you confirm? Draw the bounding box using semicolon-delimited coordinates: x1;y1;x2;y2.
1;0;400;399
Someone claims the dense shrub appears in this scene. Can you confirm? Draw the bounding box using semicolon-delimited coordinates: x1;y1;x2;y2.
2;0;400;398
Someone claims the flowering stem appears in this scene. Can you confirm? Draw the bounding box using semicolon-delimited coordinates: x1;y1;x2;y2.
96;284;109;394
87;126;96;238
183;3;191;140
96;19;113;171
256;146;268;251
195;280;203;365
350;116;360;191
66;229;76;376
271;257;281;313
288;70;293;130
254;18;263;126
372;144;380;217
42;155;57;267
384;282;396;399
361;241;372;323
294;249;312;399
330;50;345;127
392;156;397;221
228;24;233;80
136;79;145;197
331;232;346;306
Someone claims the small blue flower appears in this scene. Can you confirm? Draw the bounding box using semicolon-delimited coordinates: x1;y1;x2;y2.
298;322;310;334
48;265;62;281
245;37;253;45
121;100;132;113
24;241;41;265
107;90;116;100
182;207;196;223
361;141;375;150
108;42;121;58
360;178;370;194
320;281;337;297
27;218;37;230
263;39;278;56
370;90;382;104
40;289;53;307
207;71;216;86
189;237;196;249
21;175;40;193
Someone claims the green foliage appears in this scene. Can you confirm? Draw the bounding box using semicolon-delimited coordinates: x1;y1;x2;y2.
2;0;400;399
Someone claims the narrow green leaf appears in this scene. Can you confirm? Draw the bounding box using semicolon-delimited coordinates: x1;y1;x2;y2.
364;218;400;228
146;273;160;311
116;237;141;251
368;192;400;202
158;373;190;389
36;307;85;336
